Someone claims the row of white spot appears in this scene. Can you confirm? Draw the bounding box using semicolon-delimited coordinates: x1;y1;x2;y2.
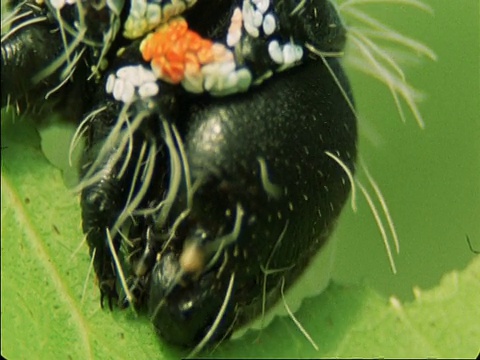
106;59;253;103
106;65;159;104
193;61;252;96
268;41;304;66
107;0;304;103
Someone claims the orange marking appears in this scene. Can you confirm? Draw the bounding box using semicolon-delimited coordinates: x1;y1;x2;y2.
140;17;215;84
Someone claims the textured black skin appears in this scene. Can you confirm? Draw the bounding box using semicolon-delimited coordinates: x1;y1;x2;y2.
146;57;357;346
80;102;140;307
274;0;347;52
1;3;66;107
81;57;357;345
2;0;357;349
1;0;123;109
79;90;177;308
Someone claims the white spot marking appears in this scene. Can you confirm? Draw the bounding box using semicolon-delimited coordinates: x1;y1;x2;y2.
262;13;276;35
227;7;243;47
121;82;135;103
283;44;297;65
105;74;115;94
138;82;159;98
112;78;125;101
268;40;283;64
50;0;66;9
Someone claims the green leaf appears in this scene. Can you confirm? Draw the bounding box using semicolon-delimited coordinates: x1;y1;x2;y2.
215;256;480;358
0;115;180;359
2;115;478;359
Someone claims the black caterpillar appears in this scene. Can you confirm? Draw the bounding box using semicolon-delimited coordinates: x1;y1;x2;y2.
2;0;432;353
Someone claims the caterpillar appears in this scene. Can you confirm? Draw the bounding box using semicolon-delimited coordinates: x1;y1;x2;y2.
1;0;434;355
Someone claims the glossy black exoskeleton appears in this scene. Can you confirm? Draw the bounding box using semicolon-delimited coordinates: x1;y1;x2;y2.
147;57;356;346
1;0;122;109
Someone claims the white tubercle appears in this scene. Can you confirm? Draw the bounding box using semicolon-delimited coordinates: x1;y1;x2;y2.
106;65;159;104
227;7;243;47
262;13;276;35
268;40;304;66
268;40;283;64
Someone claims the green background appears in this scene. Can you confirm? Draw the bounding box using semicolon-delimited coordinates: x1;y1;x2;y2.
333;0;480;301
2;0;479;358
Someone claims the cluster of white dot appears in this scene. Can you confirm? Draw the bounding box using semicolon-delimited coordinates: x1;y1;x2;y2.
241;0;276;39
268;40;304;66
227;0;304;68
124;0;197;39
105;65;159;104
111;0;306;102
200;60;252;97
